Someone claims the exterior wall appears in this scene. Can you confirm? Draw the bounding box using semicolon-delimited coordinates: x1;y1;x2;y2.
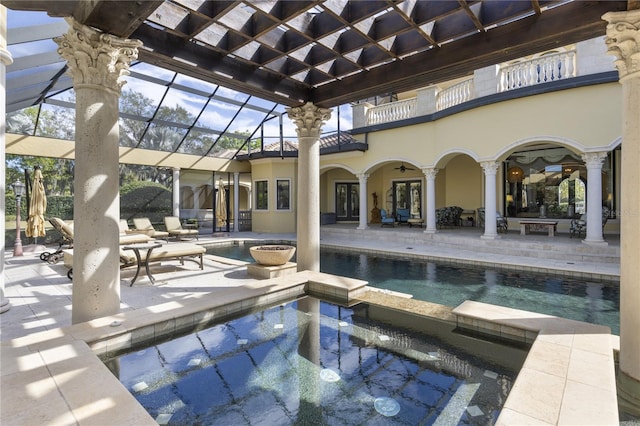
444;156;483;211
250;158;297;233
252;81;622;234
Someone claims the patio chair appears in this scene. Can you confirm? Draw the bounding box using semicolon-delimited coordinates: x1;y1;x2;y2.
569;214;586;238
570;207;610;239
380;209;396;227
132;217;170;241
477;208;508;233
164;216;199;240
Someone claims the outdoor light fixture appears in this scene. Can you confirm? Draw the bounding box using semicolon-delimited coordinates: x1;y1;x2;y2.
12;180;26;257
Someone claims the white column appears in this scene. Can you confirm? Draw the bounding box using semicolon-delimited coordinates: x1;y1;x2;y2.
581;152;608;246
55;18;141;324
356;173;369;230
604;9;640;415
423;168;438;233
287;102;331;272
481;161;500;239
172;167;180;217
233;172;240;232
0;5;13;313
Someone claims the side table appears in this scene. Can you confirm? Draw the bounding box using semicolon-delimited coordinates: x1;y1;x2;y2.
123;242;163;286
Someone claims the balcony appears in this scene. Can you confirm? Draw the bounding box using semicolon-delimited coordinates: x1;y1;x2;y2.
353;38;615;128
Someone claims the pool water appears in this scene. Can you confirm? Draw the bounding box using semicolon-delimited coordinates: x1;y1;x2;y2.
207;243;621;335
103;298;528;425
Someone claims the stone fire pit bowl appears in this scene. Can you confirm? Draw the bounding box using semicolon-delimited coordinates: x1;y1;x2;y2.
249;245;296;266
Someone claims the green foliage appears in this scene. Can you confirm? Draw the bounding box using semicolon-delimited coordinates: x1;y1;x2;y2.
120;180;166;195
120;185;172;223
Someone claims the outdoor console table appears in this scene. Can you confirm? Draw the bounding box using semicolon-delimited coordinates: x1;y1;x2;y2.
519;220;558;237
123;242;163;286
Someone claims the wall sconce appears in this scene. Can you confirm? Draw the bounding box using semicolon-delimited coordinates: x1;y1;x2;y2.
506;194;514;204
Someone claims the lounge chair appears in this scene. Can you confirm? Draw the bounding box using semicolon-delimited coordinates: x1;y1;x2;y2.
118;219;154;245
41;217;75;264
380;209;396;227
164;216;199;240
43;217;151;265
67;242;206;283
132;217;170;241
119;242;205;285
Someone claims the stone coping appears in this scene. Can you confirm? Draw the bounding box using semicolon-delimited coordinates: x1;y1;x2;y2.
0;271;367;426
452;300;618;425
2;268;620;425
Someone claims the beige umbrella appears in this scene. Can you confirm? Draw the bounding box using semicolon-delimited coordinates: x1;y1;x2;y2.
26;167;47;242
216;179;227;230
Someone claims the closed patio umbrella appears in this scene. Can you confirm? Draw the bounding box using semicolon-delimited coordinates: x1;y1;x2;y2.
25;166;47;243
216;179;227;231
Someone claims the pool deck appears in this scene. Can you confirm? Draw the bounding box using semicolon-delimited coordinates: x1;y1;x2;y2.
1;226;632;425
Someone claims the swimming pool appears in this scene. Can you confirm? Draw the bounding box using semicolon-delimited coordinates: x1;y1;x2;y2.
102;297;528;425
207;242;621;335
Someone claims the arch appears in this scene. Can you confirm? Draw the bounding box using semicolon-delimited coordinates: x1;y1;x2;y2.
320;163;357;175
433;148;480;169
495;135;588;162
361;158;422;175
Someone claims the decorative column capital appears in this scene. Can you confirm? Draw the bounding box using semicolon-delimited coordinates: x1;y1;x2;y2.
422;168;439;180
582;152;608;169
604;10;640;81
54;18;141;94
480;161;499;175
356;173;369;181
286;102;332;139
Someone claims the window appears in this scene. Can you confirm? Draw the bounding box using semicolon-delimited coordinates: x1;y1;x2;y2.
504;147;615;219
276;179;291;210
255;180;268;210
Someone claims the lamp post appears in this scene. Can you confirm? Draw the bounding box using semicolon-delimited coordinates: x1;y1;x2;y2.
12;180;25;257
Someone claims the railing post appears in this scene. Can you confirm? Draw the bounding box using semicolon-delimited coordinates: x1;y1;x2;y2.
473;65;500;98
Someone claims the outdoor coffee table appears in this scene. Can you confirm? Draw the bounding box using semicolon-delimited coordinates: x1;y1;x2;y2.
123;242;163;286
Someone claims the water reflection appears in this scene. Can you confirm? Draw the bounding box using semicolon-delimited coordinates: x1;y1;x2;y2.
207;244;620;334
103;298;526;425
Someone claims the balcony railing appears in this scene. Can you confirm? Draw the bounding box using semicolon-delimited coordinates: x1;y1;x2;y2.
499;51;576;91
436;78;474;112
366;98;417;125
364;49;579;126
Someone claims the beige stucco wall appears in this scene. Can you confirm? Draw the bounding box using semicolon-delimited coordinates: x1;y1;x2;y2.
338;82;621;174
250;158;297;233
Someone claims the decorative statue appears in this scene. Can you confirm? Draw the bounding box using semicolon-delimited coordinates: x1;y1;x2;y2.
372;192;378;208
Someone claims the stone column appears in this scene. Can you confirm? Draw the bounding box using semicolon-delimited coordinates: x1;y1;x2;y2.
0;5;13;313
356;173;369;230
172;168;180;217
581;152;608;245
423;168;438;233
234;172;240;232
55;18;141;324
604;9;640;415
481;162;500;239
287;102;331;272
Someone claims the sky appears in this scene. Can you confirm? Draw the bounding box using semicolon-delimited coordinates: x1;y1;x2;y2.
6;8;353;145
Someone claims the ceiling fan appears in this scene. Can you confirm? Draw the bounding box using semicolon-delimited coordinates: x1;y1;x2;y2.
395;163;415;173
